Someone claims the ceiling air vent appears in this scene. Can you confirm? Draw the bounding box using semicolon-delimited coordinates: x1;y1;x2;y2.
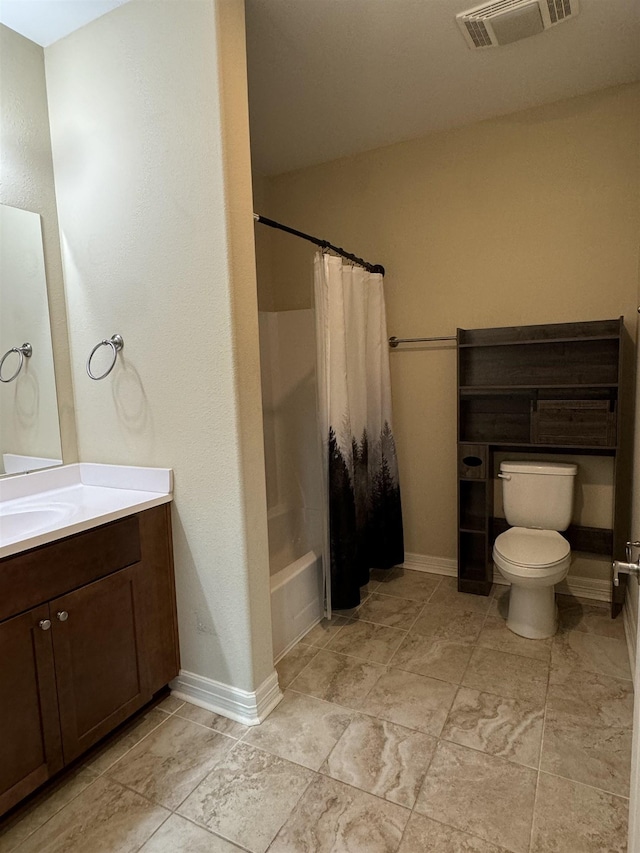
456;0;579;49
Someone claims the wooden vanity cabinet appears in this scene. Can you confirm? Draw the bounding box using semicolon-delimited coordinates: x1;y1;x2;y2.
0;503;179;816
0;605;63;815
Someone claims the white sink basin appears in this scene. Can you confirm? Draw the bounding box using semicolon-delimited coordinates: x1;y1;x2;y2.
0;504;74;543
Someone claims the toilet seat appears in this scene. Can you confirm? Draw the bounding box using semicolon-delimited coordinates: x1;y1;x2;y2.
494;527;570;569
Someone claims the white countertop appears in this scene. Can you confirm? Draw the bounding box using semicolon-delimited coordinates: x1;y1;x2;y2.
0;463;173;559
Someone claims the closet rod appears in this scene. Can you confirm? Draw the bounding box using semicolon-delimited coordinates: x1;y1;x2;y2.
389;335;457;348
253;213;385;276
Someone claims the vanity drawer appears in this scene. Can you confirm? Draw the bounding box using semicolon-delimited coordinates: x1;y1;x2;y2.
0;515;141;622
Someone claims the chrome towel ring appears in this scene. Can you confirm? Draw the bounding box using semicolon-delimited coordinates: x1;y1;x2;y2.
0;343;32;383
86;334;124;380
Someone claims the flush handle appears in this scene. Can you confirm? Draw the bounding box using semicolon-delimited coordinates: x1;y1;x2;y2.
498;473;511;480
625;541;640;562
613;561;640;587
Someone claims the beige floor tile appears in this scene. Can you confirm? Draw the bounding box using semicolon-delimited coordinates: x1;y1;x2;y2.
558;602;626;641
415;741;537;853
175;701;248;738
412;604;486;645
531;773;628;853
321;714;437;808
429;577;494;613
477;616;552;662
243;691;353;770
107;715;235;809
354;592;424;628
398;813;508;853
299;616;350;647
289;649;385;708
178;742;313;853
269;774;410;853
84;708;169;775
462;647;549;703
547;668;635;728
373;568;442;601
13;776;168;853
275;644;318;689
364;667;457;736
0;767;97;853
551;631;631;681
154;693;185;714
369;568;393;583
139;814;244;852
557;593;609;611
390;633;473;683
540;708;632;796
488;587;510;619
441;687;544;768
326;619;407;663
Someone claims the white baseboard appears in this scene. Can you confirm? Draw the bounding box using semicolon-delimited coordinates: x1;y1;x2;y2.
170;669;283;727
624;593;637;687
401;552;610;603
402;552;457;577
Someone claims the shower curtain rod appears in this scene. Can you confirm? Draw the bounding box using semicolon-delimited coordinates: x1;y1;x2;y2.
253;213;385;276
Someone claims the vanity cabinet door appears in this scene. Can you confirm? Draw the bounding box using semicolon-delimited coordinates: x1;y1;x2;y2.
0;606;63;814
51;565;151;763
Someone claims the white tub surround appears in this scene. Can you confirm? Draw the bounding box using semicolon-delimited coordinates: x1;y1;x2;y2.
271;549;324;661
0;463;172;558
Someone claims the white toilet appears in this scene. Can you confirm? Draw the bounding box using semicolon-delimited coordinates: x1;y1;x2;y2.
492;460;577;639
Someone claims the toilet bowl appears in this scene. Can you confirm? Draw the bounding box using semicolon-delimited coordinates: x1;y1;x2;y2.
492;460;577;639
493;527;571;638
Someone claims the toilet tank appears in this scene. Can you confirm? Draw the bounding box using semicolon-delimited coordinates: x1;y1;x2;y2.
500;461;577;531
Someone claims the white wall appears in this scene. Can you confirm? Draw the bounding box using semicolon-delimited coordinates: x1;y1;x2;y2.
45;0;273;695
0;24;77;466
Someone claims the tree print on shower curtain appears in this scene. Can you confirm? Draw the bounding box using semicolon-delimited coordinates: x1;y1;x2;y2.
315;252;404;611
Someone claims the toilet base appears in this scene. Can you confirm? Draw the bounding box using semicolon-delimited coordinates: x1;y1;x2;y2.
506;583;558;639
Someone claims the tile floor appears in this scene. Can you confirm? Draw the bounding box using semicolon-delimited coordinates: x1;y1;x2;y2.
0;570;633;853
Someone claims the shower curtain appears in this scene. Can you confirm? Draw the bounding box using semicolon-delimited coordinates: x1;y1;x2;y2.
314;251;404;611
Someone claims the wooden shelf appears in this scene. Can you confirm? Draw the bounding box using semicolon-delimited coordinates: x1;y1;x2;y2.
474;441;618;456
460;384;618;393
456;317;629;612
458;318;622;348
458;335;620;349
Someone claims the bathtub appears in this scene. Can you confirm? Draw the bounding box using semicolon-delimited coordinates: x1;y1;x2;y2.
271;549;324;661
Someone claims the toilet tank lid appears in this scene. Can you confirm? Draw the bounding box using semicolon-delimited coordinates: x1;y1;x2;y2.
500;461;577;476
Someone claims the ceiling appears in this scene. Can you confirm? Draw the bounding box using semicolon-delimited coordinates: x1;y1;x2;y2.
0;0;131;47
245;0;640;176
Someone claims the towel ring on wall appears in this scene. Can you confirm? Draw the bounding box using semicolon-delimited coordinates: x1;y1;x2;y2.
0;343;32;383
86;334;124;380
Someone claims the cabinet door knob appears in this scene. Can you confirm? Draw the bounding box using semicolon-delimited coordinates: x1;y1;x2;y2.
39;619;52;631
56;611;69;622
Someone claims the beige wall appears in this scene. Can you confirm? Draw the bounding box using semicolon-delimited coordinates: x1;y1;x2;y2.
262;84;640;572
0;25;77;465
253;174;275;311
45;0;273;694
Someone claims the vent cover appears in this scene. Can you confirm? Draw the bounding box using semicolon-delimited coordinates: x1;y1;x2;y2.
457;0;579;49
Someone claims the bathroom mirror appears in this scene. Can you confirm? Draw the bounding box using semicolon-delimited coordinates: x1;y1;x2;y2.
0;203;63;475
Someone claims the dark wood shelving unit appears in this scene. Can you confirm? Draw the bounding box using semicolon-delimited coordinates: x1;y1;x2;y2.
457;317;633;617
